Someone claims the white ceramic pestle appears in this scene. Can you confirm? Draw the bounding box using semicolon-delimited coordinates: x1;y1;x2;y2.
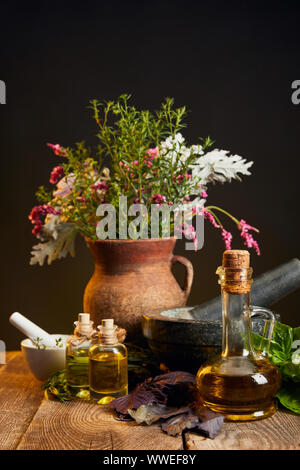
9;312;58;348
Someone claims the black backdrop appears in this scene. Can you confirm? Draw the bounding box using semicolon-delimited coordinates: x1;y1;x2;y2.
1;0;299;350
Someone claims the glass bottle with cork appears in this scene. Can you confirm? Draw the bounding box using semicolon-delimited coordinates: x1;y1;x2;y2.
66;313;97;392
196;250;281;421
89;319;128;404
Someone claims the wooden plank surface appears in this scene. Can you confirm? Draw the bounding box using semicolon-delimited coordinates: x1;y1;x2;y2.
17;399;183;450
185;410;300;450
0;352;44;449
0;352;300;450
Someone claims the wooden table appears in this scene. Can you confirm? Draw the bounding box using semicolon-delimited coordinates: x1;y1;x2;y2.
0;352;299;451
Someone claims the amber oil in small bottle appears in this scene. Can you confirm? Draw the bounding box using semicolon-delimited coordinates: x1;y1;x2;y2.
89;319;128;404
66;313;96;392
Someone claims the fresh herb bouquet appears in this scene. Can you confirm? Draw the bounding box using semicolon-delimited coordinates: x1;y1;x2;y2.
29;95;260;265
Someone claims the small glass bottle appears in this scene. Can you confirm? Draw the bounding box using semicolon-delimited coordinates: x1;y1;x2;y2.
66;313;96;392
196;250;281;421
89;319;128;404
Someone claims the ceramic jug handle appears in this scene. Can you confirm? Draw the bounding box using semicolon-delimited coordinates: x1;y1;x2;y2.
171;255;194;300
250;305;276;356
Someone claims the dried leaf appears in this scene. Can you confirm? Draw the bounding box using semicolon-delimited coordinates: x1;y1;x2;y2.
128;404;190;425
30;223;77;266
161;409;199;436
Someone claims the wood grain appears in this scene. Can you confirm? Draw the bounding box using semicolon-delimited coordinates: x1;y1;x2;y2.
0;351;44;449
185;410;300;450
17;399;183;450
1;352;300;451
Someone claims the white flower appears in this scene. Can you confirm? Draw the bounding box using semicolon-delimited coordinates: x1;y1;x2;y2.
191;144;204;156
292;348;300;365
191;149;253;185
160;133;193;165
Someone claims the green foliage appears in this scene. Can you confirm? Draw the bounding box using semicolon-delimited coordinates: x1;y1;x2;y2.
35;186;52;204
252;321;300;414
89;95;187;165
41;369;73;402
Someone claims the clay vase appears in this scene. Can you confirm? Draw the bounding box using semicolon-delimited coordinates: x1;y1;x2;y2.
83;237;194;339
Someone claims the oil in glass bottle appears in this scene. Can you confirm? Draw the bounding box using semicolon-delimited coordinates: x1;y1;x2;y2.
66;313;96;392
89;319;128;404
196;250;281;421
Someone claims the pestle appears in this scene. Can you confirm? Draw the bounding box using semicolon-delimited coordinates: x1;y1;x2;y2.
190;258;300;321
9;312;58;348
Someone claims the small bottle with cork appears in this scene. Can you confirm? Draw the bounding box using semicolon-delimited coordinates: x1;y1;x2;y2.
196;250;281;421
66;313;97;392
89;319;128;404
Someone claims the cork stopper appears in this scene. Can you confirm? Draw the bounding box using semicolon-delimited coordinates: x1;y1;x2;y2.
78;313;90;324
217;250;252;294
222;250;250;269
75;313;94;335
98;319;118;345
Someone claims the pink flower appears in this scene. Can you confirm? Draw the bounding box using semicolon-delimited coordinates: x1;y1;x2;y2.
29;204;61;237
203;209;220;228
49;166;63;185
151;194;167;205
133;160;139;165
91;182;108;191
221;228;233;250
238;219;260;255
201;190;208;198
46;143;67;157
183;223;198;250
146;147;159;158
174;222;198;250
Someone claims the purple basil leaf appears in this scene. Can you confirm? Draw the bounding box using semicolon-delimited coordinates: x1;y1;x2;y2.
152;371;196;388
111;389;159;414
194;415;225;439
111;371;195;414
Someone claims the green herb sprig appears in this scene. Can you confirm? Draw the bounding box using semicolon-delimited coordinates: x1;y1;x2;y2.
252;321;300;414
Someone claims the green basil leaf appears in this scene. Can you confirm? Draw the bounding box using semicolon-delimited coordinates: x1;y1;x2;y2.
280;363;300;383
292;327;300;342
271;322;293;362
276;383;300;414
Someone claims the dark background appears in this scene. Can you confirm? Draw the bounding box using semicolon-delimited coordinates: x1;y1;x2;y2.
1;0;299;350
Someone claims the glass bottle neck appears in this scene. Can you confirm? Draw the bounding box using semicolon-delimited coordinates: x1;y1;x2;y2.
221;289;253;357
